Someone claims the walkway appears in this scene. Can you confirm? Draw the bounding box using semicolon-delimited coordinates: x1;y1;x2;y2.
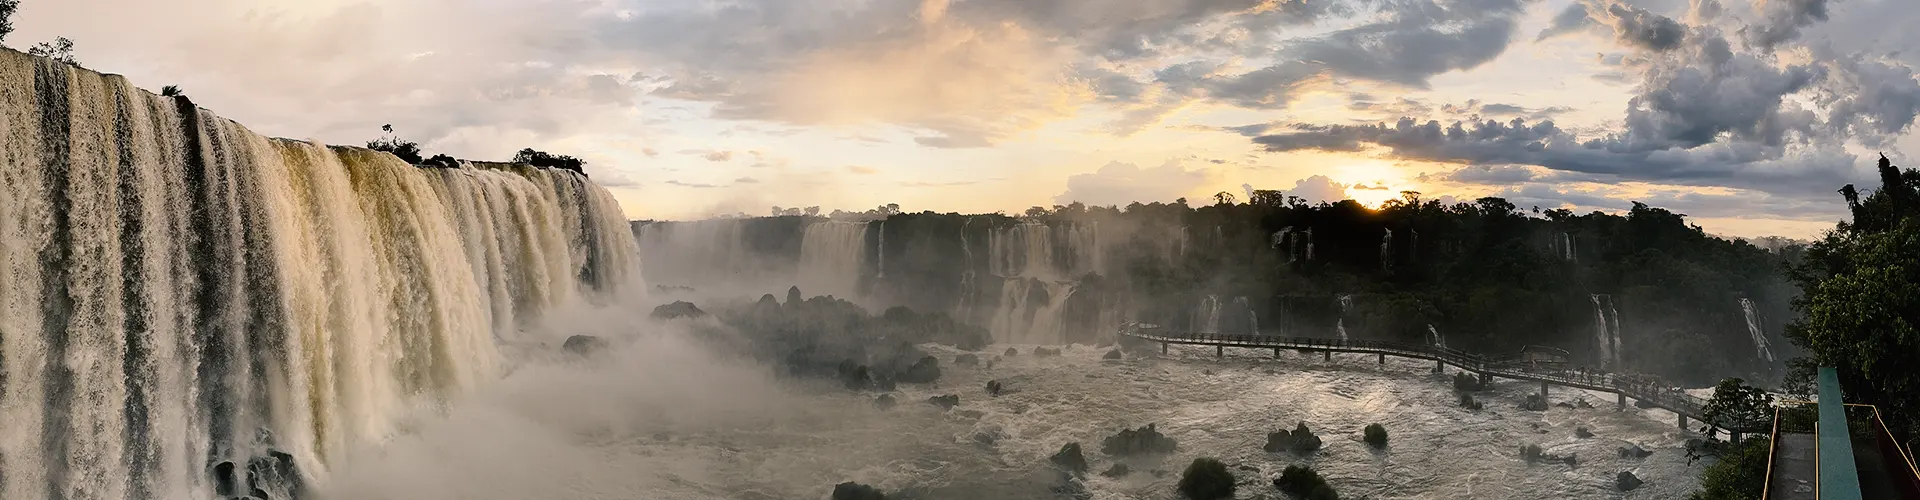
1119;325;1768;433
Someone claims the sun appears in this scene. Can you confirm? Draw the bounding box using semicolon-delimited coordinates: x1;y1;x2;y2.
1333;161;1408;208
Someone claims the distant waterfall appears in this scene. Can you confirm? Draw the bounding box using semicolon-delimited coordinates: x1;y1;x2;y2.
634;218;749;288
799;221;868;300
0;51;642;500
958;218;976;317
876;221;887;279
991;279;1077;344
1305;228;1316;262
1590;294;1624;368
1234;296;1257;334
986;221;1099;344
1196;295;1222;333
1336;294;1353;340
1381;228;1393;272
1271;227;1291;249
1739;298;1776;362
1427;324;1447;348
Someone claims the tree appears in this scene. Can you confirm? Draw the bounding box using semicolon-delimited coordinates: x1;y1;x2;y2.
1699;378;1773;432
367;126;424;164
160;85;183;97
28;36;76;65
0;0;18;44
1213;191;1236;205
1784;154;1920;447
512;148;586;175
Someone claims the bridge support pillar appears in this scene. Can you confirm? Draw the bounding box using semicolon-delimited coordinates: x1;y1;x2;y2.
1323;350;1331;361
1677;414;1687;430
1435;360;1444;373
1274;347;1281;359
1215;345;1223;358
1730;431;1742;445
1378;353;1385;364
1539;382;1549;402
1161;342;1167;355
1617;393;1626;411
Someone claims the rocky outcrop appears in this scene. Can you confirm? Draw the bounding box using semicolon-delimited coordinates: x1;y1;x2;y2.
1176;458;1235;500
831;481;888;500
1100;463;1131;478
986;380;1003;396
1575;427;1594;439
1005;347;1019;357
1618;444;1654;458
213;450;304;500
1263;422;1323;454
1522;394;1548;411
1616;471;1643;491
1101;424;1177;456
926;395;959;410
873;394;896;410
1034;347;1062;357
650;300;708;320
1049;443;1088;475
955;353;980;366
1273;464;1337;500
1102;349;1123;360
562;335;607;357
897;356;941;384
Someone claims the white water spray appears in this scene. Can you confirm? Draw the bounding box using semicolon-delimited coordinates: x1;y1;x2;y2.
799;221;868;300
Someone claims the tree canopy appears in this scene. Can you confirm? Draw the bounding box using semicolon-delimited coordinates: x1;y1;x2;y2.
512;148;586;175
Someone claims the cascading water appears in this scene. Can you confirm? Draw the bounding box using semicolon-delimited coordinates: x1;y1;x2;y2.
957;218;975;318
1335;294;1353;340
1195;295;1222;333
1590;294;1624;368
1305;228;1316;262
0;52;641;500
799;221;868;300
876;221;886;279
1427;324;1447;348
1234;296;1256;335
1381;228;1393;272
1410;229;1418;264
1739;298;1776;362
985;222;1100;344
1271;227;1291;251
634;218;749;289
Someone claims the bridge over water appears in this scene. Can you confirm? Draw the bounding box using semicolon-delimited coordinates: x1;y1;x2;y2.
1118;324;1769;434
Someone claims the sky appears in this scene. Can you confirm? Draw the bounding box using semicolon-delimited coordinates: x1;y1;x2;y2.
15;0;1920;239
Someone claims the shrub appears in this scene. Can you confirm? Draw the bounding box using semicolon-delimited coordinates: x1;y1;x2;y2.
1363;423;1388;448
1176;457;1235;500
1520;444;1543;463
1275;465;1338;500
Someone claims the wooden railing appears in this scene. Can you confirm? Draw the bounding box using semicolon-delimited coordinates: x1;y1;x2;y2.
1120;325;1766;432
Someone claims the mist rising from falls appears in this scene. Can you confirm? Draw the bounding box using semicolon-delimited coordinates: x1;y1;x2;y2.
799;221;868;300
0;52;641;499
1336;294;1353;340
1236;296;1257;335
1739;298;1776;362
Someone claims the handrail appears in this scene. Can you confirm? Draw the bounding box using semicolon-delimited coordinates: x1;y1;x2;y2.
1121;328;1766;431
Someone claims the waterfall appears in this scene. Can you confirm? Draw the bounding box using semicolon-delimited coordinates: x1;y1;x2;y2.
1196;295;1222;333
634;219;749;289
1739;298;1776;362
958;218;975;317
0;52;641;500
799;221;868;299
1427;324;1447;348
1335;294;1352;340
1305;228;1316;261
990;223;1055;279
1233;296;1256;334
1381;228;1393;271
1590;294;1624;368
1271;227;1291;250
876;221;886;279
990;279;1076;344
1410;229;1418;263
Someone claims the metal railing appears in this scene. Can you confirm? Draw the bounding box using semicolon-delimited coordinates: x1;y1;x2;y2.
1120;326;1765;431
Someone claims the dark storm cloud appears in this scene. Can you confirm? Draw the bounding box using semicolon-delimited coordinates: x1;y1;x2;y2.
1205;0;1524;108
1447;164;1541;183
1593;2;1688;52
1742;0;1830;50
1536;3;1594;41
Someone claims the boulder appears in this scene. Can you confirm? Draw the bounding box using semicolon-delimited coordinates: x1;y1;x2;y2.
1274;464;1338;500
955;353;980;366
1100;423;1178;456
1034;347;1062;357
986;380;1004;396
1521;394;1549;411
839;362;873;391
649;300;707;320
1048;443;1089;474
1616;471;1643;491
562;335;607;357
831;481;888;500
957;410;985;419
1363;423;1388;448
1263;422;1323;454
1102;349;1123;360
1618;444;1654;459
873;394;896;410
926;395;959;410
1575;427;1594;439
1100;464;1131;478
1175;458;1235;500
1005;347;1019;357
897;356;941;384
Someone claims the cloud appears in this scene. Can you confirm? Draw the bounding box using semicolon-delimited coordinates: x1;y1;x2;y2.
902;179;992;187
1742;0;1830;50
642;148;660;157
1591;2;1688;52
846;165;879;174
667;180;723;188
1445;164;1541;183
1055;160;1215;205
703;151;734;162
1536;3;1594;41
1284;175;1350;204
734;177;760;183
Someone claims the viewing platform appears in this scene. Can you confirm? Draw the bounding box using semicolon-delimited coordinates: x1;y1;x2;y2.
1117;324;1770;433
